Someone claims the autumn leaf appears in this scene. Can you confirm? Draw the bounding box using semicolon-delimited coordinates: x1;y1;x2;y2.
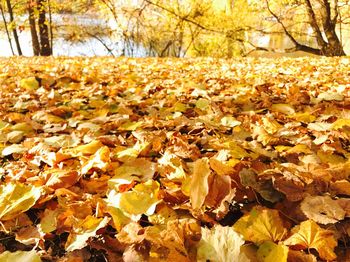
71;140;104;155
284;220;337;261
300;195;346;224
233;206;288;244
1;144;27;157
197;225;248;262
0;250;41;262
0;183;41;221
108;180;160;220
65;216;110;252
190;158;211;210
256;241;288;262
81;146;111;174
19;77;39;91
109;158;156;189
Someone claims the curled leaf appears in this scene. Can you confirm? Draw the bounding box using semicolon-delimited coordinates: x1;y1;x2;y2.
190;158;211;210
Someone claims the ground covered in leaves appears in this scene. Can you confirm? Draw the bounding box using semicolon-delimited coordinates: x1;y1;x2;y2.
0;56;350;261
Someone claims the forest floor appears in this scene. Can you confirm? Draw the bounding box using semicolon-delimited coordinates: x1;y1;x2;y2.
0;56;350;261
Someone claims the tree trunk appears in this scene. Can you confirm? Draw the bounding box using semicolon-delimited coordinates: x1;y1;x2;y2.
37;0;51;56
28;0;40;56
5;0;22;55
265;0;346;57
0;3;15;55
47;0;53;54
320;0;345;56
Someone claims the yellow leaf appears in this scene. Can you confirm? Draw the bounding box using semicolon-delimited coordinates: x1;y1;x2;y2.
197;225;248;262
0;183;41;220
119;180;159;216
39;208;60;233
119;121;142;131
233;206;288;244
81;146;110;174
72;140;104;155
173;102;187;112
284;220;337;261
317;150;346;165
332;118;350;130
261;116;282;134
115;141;149;160
224;141;250;159
0;250;41;262
257;241;288;262
10;123;34;133
148;204;178;225
108;180;160;220
19;77;39;91
6;131;24;143
289;112;316;123
190;158;211;210
275;145;291;153
65;216;110;252
287;144;312;154
106;205;130;232
196;98;210;111
270;104;295;115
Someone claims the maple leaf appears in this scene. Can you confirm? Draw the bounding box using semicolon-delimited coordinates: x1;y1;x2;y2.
284;220;337;261
0;183;41;221
233;206;288;244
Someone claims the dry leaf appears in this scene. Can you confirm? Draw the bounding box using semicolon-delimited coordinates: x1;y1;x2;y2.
284;220;337;261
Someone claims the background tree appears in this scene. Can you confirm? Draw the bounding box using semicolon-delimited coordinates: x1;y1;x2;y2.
27;0;52;56
0;1;15;55
262;0;347;56
5;0;22;55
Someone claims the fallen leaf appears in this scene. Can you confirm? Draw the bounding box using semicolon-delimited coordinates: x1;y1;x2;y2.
300;195;346;224
190;158;211;210
65;216;110;252
108;180;160;220
284;220;337;261
0;250;41;262
197;225;248;262
1;144;27;157
256;241;288;262
233;206;288;244
19;77;39;91
0;183;41;220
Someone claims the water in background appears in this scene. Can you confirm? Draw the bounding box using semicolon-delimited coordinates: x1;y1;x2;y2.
1;14;349;57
